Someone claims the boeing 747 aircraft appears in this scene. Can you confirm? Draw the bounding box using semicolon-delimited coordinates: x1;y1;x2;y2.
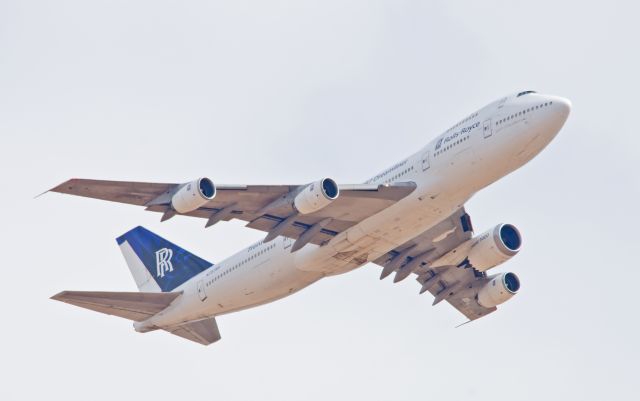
49;91;570;345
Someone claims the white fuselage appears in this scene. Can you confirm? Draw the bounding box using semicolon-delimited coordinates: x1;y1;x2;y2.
136;92;571;331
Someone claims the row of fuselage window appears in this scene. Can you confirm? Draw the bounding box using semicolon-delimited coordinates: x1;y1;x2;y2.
376;111;476;181
205;242;276;287
496;101;554;126
434;135;471;158
386;165;415;182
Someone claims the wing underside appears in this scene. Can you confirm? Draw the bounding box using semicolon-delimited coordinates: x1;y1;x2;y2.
49;179;417;247
373;208;497;321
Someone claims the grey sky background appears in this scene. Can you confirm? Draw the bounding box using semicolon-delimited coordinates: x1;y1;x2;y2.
1;1;638;400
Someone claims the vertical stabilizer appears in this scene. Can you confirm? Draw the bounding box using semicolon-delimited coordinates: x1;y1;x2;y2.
116;226;213;292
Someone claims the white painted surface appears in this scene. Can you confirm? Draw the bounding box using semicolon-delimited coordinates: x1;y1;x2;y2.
2;2;638;400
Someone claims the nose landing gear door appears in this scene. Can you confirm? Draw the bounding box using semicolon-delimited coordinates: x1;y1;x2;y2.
483;119;493;138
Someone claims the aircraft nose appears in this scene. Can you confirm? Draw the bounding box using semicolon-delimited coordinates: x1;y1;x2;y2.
534;95;571;141
554;96;572;120
543;95;571;130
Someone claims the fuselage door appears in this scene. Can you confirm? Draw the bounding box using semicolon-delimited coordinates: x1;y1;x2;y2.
421;151;430;171
197;279;207;302
483;119;493;138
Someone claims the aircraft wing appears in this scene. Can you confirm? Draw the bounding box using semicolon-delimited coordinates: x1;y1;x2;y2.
49;178;416;248
372;207;498;321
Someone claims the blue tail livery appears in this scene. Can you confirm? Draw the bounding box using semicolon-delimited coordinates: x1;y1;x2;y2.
116;226;213;292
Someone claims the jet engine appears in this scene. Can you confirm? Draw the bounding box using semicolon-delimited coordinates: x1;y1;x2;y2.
466;224;522;272
477;272;520;308
171;178;216;214
293;178;339;214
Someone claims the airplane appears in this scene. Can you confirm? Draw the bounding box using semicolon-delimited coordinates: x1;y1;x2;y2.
49;91;571;345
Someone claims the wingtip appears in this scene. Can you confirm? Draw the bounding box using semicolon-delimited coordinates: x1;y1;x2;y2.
33;189;49;199
43;178;76;197
50;291;68;301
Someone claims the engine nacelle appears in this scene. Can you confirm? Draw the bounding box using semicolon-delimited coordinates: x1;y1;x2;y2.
293;178;339;215
466;224;522;272
477;272;520;308
171;178;216;214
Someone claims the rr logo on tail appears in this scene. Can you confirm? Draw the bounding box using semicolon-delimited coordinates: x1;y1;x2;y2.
155;248;174;278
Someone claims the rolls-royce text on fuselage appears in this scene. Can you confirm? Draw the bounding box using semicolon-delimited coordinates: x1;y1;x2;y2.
49;91;571;345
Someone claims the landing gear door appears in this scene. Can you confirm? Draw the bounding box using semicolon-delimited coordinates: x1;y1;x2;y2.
483;119;493;138
421;151;430;171
197;280;207;302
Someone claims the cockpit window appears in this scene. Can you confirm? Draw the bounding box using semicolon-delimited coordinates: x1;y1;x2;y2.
517;91;537;97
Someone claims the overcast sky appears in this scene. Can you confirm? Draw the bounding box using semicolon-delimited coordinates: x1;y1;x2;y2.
1;1;638;400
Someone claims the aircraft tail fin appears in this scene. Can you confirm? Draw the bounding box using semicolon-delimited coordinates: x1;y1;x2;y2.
116;226;213;292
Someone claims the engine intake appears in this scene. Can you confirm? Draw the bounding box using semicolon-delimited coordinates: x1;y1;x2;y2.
467;223;522;271
294;178;339;215
477;272;520;308
171;178;216;214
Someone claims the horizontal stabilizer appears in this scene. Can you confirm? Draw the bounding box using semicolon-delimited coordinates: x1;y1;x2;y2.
165;317;221;346
51;291;181;322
